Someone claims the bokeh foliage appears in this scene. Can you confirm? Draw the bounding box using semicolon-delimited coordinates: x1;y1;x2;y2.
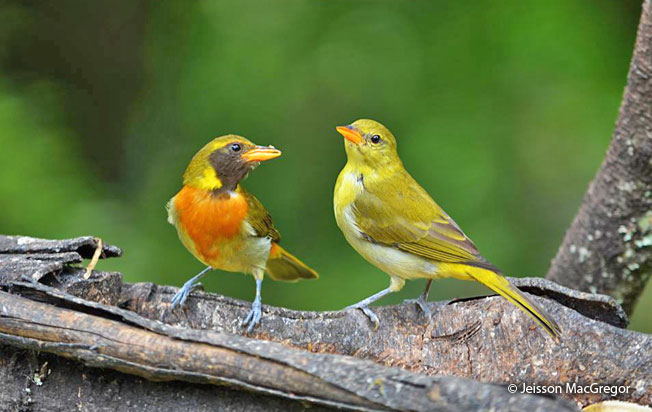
1;0;649;332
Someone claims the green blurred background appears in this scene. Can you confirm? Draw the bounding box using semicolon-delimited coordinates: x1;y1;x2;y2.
1;0;650;332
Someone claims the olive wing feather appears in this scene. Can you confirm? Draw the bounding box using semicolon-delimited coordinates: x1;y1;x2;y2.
241;189;281;242
351;173;483;264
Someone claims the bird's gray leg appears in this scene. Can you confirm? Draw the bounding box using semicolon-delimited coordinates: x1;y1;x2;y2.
242;272;264;332
345;287;393;329
170;266;212;309
404;279;433;318
345;276;405;330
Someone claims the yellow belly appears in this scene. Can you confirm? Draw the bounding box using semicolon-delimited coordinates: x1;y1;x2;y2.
334;168;472;287
337;203;438;278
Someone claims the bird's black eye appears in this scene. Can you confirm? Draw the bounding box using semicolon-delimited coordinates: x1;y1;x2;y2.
370;134;381;144
230;143;242;152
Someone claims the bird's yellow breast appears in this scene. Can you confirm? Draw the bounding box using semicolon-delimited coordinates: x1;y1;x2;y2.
334;164;439;285
334;164;364;213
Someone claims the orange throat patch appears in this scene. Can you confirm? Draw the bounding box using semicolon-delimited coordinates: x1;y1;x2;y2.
173;185;249;262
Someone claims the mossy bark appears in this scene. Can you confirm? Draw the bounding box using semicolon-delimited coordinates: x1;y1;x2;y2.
547;0;652;315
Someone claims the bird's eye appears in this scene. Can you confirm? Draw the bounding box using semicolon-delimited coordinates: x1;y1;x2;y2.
370;135;382;144
230;143;242;152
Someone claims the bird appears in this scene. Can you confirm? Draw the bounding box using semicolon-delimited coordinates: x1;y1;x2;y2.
167;135;318;331
333;119;561;341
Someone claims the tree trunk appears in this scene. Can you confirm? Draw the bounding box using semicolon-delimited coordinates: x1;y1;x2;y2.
547;0;652;315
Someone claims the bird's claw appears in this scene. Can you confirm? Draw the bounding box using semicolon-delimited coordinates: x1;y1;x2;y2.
404;295;436;330
346;304;380;330
403;295;432;319
170;281;203;309
242;298;262;332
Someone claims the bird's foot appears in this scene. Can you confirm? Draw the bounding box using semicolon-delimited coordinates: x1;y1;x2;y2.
170;281;204;309
242;298;262;333
403;295;436;330
403;295;432;319
346;304;380;330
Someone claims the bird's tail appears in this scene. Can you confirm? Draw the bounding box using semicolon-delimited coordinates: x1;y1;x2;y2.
463;264;562;341
265;243;319;282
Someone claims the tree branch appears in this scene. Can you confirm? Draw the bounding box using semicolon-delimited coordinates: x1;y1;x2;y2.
546;0;652;314
1;235;651;411
0;343;338;412
0;287;578;412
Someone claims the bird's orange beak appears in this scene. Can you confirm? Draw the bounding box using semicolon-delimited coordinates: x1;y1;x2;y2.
242;146;282;163
336;125;364;145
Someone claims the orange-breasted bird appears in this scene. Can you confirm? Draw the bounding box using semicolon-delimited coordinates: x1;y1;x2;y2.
333;119;561;341
167;135;318;331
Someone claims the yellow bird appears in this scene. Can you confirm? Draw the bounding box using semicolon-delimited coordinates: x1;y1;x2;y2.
167;135;318;331
334;119;561;340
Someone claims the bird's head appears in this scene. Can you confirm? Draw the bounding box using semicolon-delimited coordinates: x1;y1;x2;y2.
335;119;401;169
182;135;281;192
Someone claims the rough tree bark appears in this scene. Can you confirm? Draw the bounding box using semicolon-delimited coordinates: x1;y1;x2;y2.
547;0;652;315
2;3;652;411
0;235;650;412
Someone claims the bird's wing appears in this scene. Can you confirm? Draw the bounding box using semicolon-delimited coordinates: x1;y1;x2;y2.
240;188;281;242
351;173;483;264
